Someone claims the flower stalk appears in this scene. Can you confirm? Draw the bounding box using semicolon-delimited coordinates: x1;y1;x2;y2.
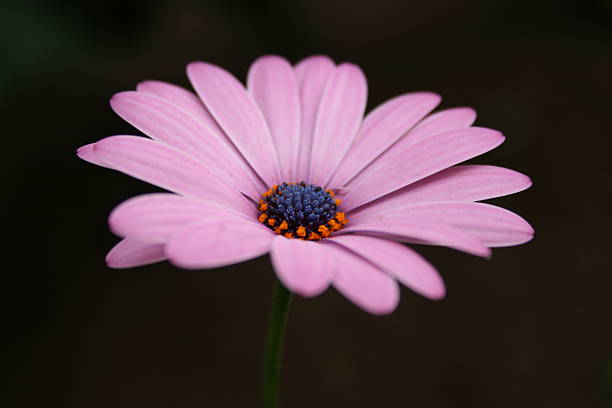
262;278;293;408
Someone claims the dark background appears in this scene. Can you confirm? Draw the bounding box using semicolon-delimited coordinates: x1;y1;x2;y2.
3;0;612;407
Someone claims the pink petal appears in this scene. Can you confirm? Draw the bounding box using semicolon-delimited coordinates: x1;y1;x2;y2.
339;216;491;257
294;55;335;181
328;92;441;187
76;143;112;169
93;135;253;214
397;107;477;148
322;242;399;315
166;219;273;269
352;202;534;247
331;235;445;300
135;80;226;137
351;165;532;214
343;127;505;211
109;193;255;244
248;55;301;181
187;61;281;186
309;63;367;187
270;236;335;297
110;91;263;199
106;238;166;269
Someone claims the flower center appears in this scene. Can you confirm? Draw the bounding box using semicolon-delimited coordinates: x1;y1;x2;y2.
257;182;348;240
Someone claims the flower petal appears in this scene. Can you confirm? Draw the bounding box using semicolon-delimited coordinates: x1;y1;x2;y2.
76;143;112;169
294;55;335;181
309;63;367;187
109;193;255;244
93;135;253;214
187;61;281;186
352;202;534;247
135;80;226;137
343;127;505;211
270;236;335;297
331;234;445;300
166;219;273;269
322;242;400;315
106;238;166;269
110;91;263;199
395;107;477;148
248;55;301;181
328;92;441;187
339;216;491;257
351;165;532;214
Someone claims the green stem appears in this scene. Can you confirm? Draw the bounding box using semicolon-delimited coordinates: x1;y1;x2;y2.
261;278;293;408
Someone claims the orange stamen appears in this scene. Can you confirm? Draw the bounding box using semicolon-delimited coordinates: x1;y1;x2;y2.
278;220;288;231
326;189;335;198
335;212;348;225
334;198;342;206
328;219;341;231
308;232;321;240
284;232;294;239
296;226;306;237
268;218;276;226
318;225;331;238
258;213;268;223
259;202;268;211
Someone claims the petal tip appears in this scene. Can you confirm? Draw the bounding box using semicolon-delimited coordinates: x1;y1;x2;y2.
76;143;94;160
367;301;399;316
105;250;127;269
426;287;447;301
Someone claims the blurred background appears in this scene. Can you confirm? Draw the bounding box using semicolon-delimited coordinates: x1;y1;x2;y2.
3;0;612;407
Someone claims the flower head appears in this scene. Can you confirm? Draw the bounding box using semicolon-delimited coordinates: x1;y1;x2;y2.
77;55;533;315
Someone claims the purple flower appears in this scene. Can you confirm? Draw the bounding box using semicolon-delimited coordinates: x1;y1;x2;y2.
77;55;533;315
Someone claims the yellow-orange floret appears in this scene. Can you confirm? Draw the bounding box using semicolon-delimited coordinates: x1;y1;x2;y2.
328;219;341;231
318;225;331;238
259;202;268;211
284;232;294;239
258;213;268;223
274;220;289;234
335;198;342;206
308;232;321;240
268;218;277;226
296;226;306;237
335;212;348;225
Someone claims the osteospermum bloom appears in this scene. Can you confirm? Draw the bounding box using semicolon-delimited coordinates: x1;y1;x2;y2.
77;55;533;315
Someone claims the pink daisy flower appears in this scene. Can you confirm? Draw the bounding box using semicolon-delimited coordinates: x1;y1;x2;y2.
77;55;533;315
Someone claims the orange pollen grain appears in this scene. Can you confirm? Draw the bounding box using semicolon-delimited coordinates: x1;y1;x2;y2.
328;219;341;231
308;232;321;240
284;232;294;238
334;198;342;206
335;212;348;225
267;218;277;226
296;226;306;237
258;213;268;223
259;203;268;211
278;220;288;231
318;225;331;237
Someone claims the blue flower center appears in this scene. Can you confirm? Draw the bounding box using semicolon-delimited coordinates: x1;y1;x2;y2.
257;182;348;240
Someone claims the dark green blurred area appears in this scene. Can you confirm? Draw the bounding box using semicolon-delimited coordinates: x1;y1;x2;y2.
3;1;612;407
